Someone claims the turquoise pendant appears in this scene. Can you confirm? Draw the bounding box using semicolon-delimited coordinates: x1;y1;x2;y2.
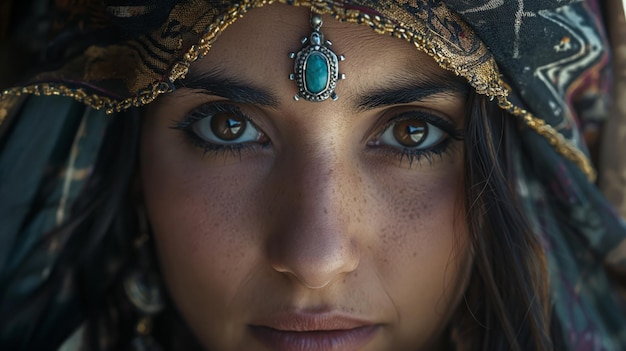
289;14;345;102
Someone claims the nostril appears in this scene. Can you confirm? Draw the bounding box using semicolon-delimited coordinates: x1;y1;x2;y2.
268;236;361;289
272;268;335;289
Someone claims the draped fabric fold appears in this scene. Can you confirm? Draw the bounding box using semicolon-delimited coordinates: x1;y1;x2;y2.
0;96;113;347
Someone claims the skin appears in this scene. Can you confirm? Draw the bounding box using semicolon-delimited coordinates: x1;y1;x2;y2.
141;4;472;351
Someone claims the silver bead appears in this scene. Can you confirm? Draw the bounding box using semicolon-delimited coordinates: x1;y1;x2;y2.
311;15;323;29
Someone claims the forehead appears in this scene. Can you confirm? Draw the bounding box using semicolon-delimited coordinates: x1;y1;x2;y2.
190;3;453;104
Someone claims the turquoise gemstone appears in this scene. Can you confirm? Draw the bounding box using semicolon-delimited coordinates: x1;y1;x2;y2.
305;52;329;94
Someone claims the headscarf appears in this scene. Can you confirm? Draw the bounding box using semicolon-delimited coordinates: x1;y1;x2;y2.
1;0;625;349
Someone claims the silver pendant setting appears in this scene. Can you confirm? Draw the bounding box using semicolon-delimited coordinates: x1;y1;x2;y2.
289;14;345;102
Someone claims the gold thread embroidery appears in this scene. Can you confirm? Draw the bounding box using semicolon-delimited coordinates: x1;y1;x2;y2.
0;0;596;181
498;96;596;182
0;81;172;115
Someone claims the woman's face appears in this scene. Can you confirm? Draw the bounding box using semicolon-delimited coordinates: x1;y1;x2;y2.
141;4;471;351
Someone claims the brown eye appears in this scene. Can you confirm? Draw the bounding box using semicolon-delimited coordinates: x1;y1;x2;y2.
393;120;427;147
376;114;447;151
191;106;264;145
210;113;246;141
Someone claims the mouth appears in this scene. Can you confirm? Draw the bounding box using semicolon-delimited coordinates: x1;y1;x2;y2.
249;313;380;351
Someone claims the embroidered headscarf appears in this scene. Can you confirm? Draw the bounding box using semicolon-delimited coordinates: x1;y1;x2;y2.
1;0;625;349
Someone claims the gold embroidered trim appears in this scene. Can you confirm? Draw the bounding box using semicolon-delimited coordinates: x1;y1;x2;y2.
0;0;596;182
169;1;267;82
0;81;172;115
498;97;596;182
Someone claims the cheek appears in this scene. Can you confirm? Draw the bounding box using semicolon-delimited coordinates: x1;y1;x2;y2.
139;122;269;340
366;154;466;261
364;154;470;343
143;166;256;273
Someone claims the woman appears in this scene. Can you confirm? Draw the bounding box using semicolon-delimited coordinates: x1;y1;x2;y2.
0;0;625;350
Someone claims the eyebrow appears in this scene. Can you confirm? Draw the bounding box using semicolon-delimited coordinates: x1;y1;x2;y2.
176;68;280;107
178;67;467;110
355;73;469;111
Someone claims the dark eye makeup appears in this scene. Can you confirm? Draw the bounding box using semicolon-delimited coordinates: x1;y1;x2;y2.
366;110;464;166
171;103;270;158
171;102;464;165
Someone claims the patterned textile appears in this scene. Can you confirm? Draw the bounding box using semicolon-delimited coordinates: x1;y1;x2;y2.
0;0;625;350
0;0;599;179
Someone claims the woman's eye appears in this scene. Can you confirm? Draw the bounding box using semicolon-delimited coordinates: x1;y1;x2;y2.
172;103;270;158
377;116;447;150
190;108;264;145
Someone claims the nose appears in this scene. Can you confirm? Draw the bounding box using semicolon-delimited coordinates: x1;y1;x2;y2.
267;153;361;289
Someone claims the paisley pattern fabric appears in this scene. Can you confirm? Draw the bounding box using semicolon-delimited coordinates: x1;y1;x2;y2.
0;0;625;350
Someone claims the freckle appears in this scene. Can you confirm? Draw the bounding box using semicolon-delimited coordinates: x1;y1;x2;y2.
324;208;328;214
383;258;389;263
413;252;417;257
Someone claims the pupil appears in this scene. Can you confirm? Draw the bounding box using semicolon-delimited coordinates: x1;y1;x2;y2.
394;120;427;147
211;113;246;141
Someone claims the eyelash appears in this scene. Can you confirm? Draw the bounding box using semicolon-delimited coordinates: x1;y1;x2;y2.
172;103;464;164
369;111;464;167
171;103;270;158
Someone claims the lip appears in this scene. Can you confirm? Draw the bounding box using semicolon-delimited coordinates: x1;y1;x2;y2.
249;312;380;351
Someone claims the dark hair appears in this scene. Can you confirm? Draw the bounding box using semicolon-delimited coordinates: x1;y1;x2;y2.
0;91;566;350
454;92;565;350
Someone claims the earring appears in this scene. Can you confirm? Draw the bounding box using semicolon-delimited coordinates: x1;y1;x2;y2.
125;208;164;351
